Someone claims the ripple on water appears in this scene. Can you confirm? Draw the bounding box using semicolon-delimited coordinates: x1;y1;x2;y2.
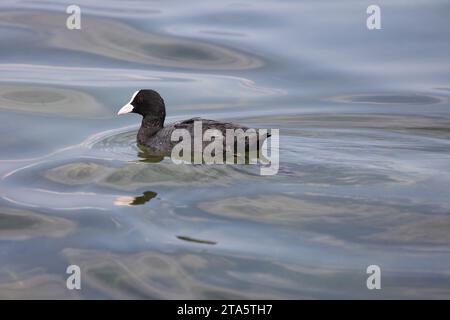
333;92;443;105
0;85;107;117
0;268;81;299
198;193;450;247
0;11;263;70
244;113;450;131
0;207;75;240
89;130;143;160
42;160;258;191
60;248;355;299
61;246;450;299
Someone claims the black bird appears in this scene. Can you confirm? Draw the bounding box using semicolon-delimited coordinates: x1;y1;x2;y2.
117;89;269;156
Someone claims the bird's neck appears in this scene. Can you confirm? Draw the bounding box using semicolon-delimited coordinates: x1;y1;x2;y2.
138;115;164;140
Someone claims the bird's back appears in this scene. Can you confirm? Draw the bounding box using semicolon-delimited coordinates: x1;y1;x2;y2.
140;117;269;156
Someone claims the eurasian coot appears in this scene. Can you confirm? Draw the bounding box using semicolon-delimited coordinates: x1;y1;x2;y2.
117;89;269;156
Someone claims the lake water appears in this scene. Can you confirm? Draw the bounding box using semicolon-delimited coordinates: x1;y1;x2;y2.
1;0;450;299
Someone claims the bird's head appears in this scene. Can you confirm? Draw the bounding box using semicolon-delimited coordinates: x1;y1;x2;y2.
117;89;166;119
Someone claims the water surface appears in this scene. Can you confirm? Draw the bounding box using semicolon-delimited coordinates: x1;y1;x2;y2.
1;0;450;299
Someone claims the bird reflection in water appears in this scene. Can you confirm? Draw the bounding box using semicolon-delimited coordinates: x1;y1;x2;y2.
114;191;158;206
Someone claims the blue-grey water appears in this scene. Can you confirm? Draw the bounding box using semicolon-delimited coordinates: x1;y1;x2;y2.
1;0;450;299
